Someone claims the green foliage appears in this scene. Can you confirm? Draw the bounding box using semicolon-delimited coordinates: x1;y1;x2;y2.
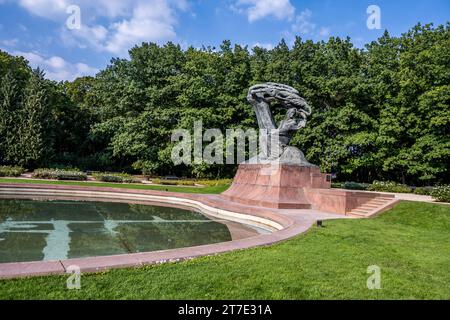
0;51;95;169
151;179;196;186
93;172;139;184
331;182;343;189
341;181;370;190
8;68;49;167
32;168;87;181
430;185;450;202
368;181;413;193
1;23;449;185
196;179;233;186
0;166;25;177
414;186;435;196
366;25;450;184
0;67;54;168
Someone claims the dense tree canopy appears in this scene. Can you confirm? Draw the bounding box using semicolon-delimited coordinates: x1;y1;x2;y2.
0;23;448;185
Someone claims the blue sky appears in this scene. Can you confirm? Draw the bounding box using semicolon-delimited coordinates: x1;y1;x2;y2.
0;0;448;81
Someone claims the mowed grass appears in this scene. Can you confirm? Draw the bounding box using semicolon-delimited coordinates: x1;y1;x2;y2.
0;178;230;194
0;201;449;299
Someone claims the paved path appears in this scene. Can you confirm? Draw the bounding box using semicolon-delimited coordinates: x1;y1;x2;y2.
360;190;449;204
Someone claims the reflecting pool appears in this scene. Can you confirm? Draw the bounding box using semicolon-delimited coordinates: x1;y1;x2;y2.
0;199;265;263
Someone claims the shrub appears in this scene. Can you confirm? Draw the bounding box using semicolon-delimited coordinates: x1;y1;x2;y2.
151;179;196;186
93;172;140;184
368;181;412;193
430;185;450;202
0;166;25;177
413;186;435;196
331;182;344;189
32;168;87;181
196;179;233;186
32;169;57;179
342;181;370;190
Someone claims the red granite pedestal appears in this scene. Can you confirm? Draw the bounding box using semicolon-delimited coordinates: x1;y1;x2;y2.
221;163;394;214
222;164;331;209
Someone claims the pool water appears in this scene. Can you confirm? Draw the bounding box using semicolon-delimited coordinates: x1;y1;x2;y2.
0;199;264;263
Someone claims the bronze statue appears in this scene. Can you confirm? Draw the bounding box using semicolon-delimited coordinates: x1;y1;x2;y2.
247;82;315;166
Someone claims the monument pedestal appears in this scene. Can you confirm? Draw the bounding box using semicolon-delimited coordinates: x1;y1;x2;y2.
222;164;331;209
222;163;395;215
219;83;395;216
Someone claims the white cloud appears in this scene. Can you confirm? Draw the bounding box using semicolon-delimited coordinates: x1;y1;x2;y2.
18;24;28;31
88;0;133;18
1;38;19;47
17;0;70;20
252;42;274;50
61;24;108;50
0;0;189;81
318;26;330;37
291;9;331;38
233;0;295;22
291;9;315;35
13;0;187;56
104;1;179;55
11;50;98;81
15;0;134;20
10;0;187;56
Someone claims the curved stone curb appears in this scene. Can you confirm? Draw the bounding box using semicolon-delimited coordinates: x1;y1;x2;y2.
0;184;348;279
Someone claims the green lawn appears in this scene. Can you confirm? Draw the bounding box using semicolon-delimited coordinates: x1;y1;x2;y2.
0;178;230;194
0;201;449;299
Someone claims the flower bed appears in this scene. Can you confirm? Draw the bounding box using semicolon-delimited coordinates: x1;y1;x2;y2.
32;168;87;181
367;181;413;193
93;172;140;184
0;166;25;177
430;185;450;203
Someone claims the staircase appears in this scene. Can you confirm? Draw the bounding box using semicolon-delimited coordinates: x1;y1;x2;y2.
347;196;398;218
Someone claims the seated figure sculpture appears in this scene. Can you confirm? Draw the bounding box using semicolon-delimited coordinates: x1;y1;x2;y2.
222;82;330;209
246;82;316;167
222;83;391;213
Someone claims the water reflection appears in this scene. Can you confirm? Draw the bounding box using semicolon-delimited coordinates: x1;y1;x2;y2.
0;199;261;263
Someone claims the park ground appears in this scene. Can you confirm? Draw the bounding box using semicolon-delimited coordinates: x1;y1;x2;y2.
0;180;448;299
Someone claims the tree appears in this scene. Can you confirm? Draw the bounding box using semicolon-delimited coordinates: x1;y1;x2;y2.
6;68;48;167
0;72;19;163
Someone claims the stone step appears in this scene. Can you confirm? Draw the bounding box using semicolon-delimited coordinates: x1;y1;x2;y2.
363;200;389;206
358;206;379;212
347;211;371;218
360;202;386;208
376;197;395;201
348;197;399;218
350;209;371;214
365;200;387;203
367;198;392;203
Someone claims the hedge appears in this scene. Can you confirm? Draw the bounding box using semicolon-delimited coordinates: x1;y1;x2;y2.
430;185;450;203
367;181;412;193
342;181;370;190
93;173;139;184
331;181;370;190
413;186;435;196
32;169;87;181
151;179;196;186
0;166;25;177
